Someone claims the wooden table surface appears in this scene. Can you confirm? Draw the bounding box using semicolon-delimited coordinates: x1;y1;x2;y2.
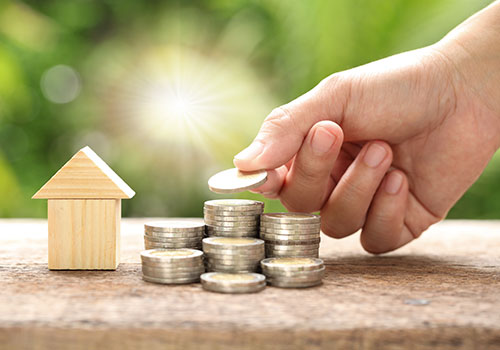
0;219;499;350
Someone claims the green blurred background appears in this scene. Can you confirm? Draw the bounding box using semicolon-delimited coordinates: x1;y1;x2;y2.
0;0;497;219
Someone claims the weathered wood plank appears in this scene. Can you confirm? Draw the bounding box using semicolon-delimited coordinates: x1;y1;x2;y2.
0;219;499;349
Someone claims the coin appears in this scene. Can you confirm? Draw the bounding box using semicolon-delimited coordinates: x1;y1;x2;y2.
145;220;206;232
266;278;322;288
265;250;319;258
208;168;267;194
261;213;320;224
261;257;324;272
204;199;264;211
143;275;200;284
265;243;320;251
204;208;263;216
204;220;259;228
206;225;258;233
260;222;321;231
142;265;205;278
260;232;319;240
204;214;260;222
203;237;264;249
201;272;266;294
141;249;203;262
144;235;203;243
262;238;320;246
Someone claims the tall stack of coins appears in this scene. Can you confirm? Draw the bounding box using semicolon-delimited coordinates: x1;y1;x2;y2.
200;272;266;294
202;237;265;273
204;199;264;237
260;213;321;258
141;249;205;284
261;257;325;288
144;220;205;250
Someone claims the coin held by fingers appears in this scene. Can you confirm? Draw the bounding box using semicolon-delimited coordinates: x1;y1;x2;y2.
208;168;268;194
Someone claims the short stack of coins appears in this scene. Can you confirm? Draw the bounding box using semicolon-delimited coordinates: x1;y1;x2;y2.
261;257;325;288
204;199;264;237
144;220;205;250
260;213;321;258
200;272;266;294
141;248;205;284
202;237;265;273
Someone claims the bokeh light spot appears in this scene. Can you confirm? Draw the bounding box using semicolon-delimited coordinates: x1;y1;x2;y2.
40;65;81;104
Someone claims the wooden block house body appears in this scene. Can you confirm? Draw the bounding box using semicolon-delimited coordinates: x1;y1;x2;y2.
33;146;135;270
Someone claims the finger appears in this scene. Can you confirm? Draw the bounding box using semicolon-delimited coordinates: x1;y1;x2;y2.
233;76;348;171
279;121;343;212
321;141;393;238
360;170;412;254
250;165;288;199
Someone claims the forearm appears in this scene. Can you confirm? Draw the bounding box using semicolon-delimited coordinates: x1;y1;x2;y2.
433;0;500;143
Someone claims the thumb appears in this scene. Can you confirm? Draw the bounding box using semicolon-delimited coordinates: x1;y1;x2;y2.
233;75;348;171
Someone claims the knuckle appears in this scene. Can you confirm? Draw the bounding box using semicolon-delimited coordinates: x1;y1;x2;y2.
259;106;298;139
320;217;362;239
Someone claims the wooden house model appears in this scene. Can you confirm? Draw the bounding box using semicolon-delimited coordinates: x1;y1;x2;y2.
33;146;135;270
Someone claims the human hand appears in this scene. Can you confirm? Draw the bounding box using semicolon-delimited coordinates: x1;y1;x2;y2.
233;2;500;253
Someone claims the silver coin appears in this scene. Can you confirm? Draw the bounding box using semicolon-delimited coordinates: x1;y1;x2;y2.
263;267;325;279
266;250;319;258
206;232;258;239
203;208;263;216
141;248;203;263
144;230;205;238
261;257;324;272
206;265;259;273
205;258;261;267
141;262;204;272
204;199;264;211
144;220;206;232
260;222;321;231
203;248;264;256
261;213;320;224
266;268;325;281
204;220;259;228
259;226;320;234
203;237;264;249
260;232;319;239
265;243;320;251
144;241;202;249
142;265;205;278
261;238;321;246
266;278;322;288
208;168;267;194
142;274;200;284
201;272;266;294
144;235;203;243
204;214;260;222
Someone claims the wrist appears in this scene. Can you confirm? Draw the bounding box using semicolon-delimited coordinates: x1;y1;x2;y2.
432;1;500;149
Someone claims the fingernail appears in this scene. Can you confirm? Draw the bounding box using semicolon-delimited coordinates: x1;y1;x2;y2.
363;143;387;168
234;142;264;161
311;127;337;156
385;171;403;194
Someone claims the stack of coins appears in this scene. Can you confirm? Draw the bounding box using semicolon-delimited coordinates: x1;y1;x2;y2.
144;220;205;250
204;199;264;237
261;257;325;288
141;248;205;284
202;237;265;273
260;213;321;258
200;272;266;294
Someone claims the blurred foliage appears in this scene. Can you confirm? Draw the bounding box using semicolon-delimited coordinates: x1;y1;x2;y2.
0;0;496;218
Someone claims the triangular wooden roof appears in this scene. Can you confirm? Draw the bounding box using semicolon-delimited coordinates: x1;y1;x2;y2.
33;146;135;199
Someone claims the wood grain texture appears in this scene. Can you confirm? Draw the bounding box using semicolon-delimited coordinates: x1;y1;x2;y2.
33;146;135;199
0;219;499;349
47;200;120;269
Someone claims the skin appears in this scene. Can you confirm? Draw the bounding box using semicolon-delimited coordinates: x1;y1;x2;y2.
233;1;500;254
